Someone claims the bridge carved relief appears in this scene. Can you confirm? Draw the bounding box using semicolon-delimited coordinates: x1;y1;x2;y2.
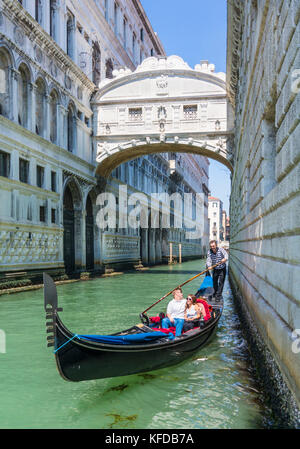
92;56;234;177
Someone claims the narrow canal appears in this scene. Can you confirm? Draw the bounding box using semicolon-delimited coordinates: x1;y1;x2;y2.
0;259;276;429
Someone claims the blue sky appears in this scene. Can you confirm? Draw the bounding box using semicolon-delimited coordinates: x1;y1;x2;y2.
141;0;231;213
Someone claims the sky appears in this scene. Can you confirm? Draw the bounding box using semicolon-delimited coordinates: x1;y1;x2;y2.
141;0;231;213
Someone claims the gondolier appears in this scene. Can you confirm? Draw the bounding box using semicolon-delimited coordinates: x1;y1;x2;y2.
206;240;228;301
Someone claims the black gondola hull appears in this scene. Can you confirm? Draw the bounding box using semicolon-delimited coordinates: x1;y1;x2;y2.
44;273;223;382
53;314;221;381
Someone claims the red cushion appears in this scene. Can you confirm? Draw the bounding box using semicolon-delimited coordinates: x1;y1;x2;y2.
151;327;176;335
196;298;211;321
149;316;161;323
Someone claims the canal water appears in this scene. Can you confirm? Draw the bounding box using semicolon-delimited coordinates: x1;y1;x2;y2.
0;259;275;429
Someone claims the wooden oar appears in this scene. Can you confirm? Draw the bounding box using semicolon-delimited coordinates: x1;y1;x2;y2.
141;260;224;316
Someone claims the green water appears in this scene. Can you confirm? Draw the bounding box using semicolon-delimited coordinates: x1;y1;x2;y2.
0;259;272;429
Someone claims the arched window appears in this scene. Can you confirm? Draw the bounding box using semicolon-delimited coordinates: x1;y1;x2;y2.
0;49;10;118
67;103;76;152
35;0;43;26
105;58;113;79
92;42;101;86
66;12;75;59
17;63;30;128
49;89;58;144
50;0;58;41
35;77;46;137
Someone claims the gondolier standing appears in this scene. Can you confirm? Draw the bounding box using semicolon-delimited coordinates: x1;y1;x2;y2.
206;240;228;301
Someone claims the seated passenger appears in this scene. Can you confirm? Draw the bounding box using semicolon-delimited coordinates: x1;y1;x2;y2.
161;287;186;337
182;295;206;332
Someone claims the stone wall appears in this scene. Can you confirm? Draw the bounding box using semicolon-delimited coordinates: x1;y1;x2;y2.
227;0;300;415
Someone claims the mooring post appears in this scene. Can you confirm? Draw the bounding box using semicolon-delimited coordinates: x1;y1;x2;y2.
169;242;173;264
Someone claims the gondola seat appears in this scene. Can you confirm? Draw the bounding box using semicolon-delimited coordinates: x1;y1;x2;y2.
150;327;176;335
196;298;211;321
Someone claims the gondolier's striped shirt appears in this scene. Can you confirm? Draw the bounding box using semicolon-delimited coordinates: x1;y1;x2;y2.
206;247;228;270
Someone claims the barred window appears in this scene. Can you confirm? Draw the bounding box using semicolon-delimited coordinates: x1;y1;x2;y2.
129;107;142;121
19;158;29;183
51;208;56;224
0;151;10;178
40;205;46;222
51;171;57;192
183;105;197;120
36;165;44;188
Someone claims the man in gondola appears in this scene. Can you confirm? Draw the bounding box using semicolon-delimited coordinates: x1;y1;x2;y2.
161;287;186;338
206;240;228;301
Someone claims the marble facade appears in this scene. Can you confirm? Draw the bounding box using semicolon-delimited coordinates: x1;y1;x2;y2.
227;0;300;417
0;0;209;278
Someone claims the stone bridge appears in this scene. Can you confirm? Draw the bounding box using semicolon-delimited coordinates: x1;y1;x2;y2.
92;56;234;177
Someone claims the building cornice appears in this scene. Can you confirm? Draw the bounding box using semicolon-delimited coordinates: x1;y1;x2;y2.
131;0;165;56
226;0;242;108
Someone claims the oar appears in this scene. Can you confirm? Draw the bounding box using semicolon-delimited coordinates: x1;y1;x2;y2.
140;260;224;317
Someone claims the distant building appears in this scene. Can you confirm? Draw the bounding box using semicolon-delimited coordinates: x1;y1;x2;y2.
225;216;230;242
208;196;223;243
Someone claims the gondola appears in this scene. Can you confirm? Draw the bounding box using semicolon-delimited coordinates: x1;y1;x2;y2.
43;269;223;382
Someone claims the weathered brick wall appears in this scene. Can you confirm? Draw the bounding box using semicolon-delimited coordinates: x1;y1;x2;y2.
228;0;300;410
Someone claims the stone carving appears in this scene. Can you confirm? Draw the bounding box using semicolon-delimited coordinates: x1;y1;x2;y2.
137;55;191;73
14;26;25;47
77;86;83;100
158;106;167;120
156;75;168;90
102;234;139;261
0;229;61;265
34;45;43;63
156;75;168;96
97;142;111;157
49;61;58;77
64;75;72;90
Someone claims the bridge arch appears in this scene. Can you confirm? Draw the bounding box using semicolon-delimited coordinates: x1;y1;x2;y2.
92;55;234;177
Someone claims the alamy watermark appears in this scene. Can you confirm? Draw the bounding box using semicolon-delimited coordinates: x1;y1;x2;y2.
96;186;205;239
0;329;6;354
291;69;300;94
291;329;300;354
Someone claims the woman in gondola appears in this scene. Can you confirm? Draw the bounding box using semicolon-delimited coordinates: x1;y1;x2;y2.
182;295;206;332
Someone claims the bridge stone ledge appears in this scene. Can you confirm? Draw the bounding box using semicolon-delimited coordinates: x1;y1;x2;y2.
95;134;233;177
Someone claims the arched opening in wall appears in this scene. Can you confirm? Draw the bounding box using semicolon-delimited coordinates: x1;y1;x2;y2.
49;89;58;144
85;194;94;270
66;11;75;59
50;0;58;42
35;77;46;137
105;58;114;79
17;64;30;128
67;103;76;152
100;147;232;265
35;0;43;26
63;185;75;274
92;42;101;86
0;48;11;118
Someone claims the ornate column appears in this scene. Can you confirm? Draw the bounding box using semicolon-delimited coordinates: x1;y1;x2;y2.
73;206;84;272
45;94;51;141
140;228;149;265
58;104;68;149
155;228;162;263
148;228;156;265
10;68;19;124
29;82;37;134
